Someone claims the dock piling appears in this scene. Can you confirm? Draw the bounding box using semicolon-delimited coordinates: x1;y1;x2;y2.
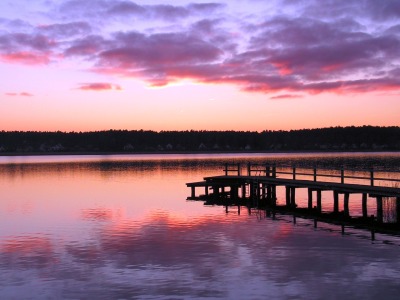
344;193;350;217
333;191;339;213
308;189;313;210
316;190;322;213
362;193;368;218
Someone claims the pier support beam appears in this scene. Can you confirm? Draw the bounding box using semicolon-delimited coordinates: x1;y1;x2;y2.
344;193;349;217
272;186;276;201
397;197;400;224
333;191;339;213
308;189;313;210
262;183;266;198
231;186;238;199
290;187;296;208
271;186;276;207
267;186;272;204
191;186;195;198
250;183;255;199
213;186;220;196
241;184;246;199
316;190;322;213
286;187;291;207
362;193;368;218
376;196;383;223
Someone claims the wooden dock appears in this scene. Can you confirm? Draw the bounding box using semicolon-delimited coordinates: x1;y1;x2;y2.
187;163;400;226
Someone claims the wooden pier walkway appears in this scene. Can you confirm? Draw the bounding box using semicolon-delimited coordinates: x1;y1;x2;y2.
187;163;400;225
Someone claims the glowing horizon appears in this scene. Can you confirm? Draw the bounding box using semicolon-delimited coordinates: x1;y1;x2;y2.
1;0;399;132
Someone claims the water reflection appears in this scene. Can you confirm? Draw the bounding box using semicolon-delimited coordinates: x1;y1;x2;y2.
0;153;400;299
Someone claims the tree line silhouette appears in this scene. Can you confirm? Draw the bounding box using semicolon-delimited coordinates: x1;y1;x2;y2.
0;126;399;153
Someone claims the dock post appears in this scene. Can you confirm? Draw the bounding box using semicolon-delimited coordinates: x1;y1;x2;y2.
333;191;339;213
249;182;254;199
225;163;228;176
271;185;277;207
293;167;296;180
316;190;322;213
308;189;313;210
213;186;220;196
191;186;195;198
266;165;270;177
344;193;350;217
247;163;251;176
362;193;368;218
397;197;400;224
242;184;246;199
290;187;296;208
272;164;276;178
267;185;272;205
262;183;266;198
237;163;241;176
231;185;238;199
376;196;383;223
205;185;209;196
370;168;374;186
371;215;375;241
341;168;344;184
313;167;317;181
286;186;291;207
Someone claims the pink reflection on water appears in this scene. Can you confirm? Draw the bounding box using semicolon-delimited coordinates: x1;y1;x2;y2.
0;154;400;298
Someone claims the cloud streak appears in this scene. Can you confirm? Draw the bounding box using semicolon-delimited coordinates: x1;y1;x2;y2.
5;92;34;97
77;82;122;91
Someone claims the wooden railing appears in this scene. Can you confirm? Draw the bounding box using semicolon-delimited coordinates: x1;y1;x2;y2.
223;163;400;187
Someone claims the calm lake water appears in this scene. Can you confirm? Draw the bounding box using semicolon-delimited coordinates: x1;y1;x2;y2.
1;152;400;299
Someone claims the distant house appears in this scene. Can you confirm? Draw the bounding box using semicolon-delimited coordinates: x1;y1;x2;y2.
198;143;207;150
166;143;173;150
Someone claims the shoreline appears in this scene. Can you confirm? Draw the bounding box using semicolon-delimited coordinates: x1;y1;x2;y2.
1;149;400;157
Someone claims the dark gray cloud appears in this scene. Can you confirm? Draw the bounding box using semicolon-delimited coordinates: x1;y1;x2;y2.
285;0;400;21
38;22;92;38
57;0;224;21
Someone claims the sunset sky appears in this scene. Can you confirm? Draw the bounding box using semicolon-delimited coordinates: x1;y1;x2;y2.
1;0;399;132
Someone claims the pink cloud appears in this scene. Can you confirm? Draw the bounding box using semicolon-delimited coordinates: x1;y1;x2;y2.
270;94;303;100
5;92;34;97
0;51;50;65
77;82;122;91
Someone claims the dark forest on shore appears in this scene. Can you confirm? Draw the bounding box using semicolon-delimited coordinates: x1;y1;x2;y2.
0;126;399;154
